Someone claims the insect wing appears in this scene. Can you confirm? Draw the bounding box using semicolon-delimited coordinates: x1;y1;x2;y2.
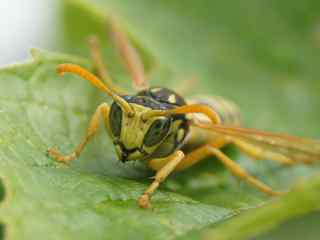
197;123;320;163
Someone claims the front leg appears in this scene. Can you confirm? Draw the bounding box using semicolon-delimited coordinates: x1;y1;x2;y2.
139;150;185;208
47;103;110;163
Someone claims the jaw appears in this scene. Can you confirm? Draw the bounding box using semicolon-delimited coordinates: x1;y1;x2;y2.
114;144;149;162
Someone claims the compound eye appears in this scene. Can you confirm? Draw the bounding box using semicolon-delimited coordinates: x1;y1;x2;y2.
144;118;171;147
109;102;122;137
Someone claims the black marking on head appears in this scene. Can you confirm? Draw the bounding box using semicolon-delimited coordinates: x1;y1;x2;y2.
121;87;186;112
122;94;188;127
122;95;172;110
115;141;147;162
137;87;186;107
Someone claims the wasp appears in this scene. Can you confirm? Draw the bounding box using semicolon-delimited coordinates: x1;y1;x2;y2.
47;20;320;208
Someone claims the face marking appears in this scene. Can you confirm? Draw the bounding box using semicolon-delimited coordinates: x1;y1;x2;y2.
115;143;144;162
168;94;176;104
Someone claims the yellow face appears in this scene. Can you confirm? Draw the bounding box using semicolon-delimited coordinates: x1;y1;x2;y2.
108;102;172;162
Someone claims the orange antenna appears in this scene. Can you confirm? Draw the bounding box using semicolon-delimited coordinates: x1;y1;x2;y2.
57;63;134;116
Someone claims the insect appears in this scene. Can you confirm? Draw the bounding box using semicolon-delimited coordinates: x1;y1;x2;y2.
47;20;320;208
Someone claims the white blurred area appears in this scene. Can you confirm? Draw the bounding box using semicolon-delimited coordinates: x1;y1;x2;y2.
0;1;57;65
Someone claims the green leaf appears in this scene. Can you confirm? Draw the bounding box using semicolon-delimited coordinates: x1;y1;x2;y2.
254;211;320;240
176;175;320;240
1;0;320;239
0;49;233;239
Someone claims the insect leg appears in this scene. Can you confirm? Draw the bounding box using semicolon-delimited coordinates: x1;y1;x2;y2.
208;146;283;196
109;18;149;90
174;138;229;171
230;138;296;165
175;141;283;196
88;36;126;94
88;36;112;85
139;150;185;208
47;103;110;163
